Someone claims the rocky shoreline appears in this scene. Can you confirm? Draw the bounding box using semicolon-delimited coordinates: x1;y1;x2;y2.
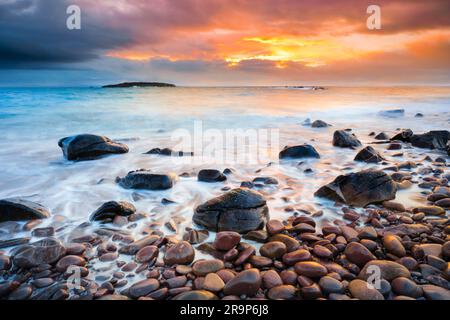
0;126;449;301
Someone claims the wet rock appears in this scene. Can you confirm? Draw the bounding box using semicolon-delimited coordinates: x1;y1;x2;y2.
58;134;128;161
182;229;209;244
378;109;404;118
223;268;261;296
383;234;406;257
279;144;320;159
252;177;279;185
413;244;442;258
0;198;50;222
8;284;33;300
13;238;66;268
56;255;86;272
354;146;384;163
390;129;413;142
382;224;431;237
412;205;445;216
129;279;160;298
198;169;227;183
391;277;423;298
135;245;159;263
311;120;330;128
349;279;384;300
374;132;389;140
422;284;450;300
213;231;241;251
173;290;218;300
192;259;224;276
435;198;450;208
319;276;344;294
119;235;159;255
89;201;136;221
410;130;450;150
268;234;300;252
357;226;377;240
117;170;176;190
267;285;296;300
145;148;193;157
300;283;323;300
332;130;362;148
31;227;54;238
260;241;287;259
294;261;328;278
359;260;411;281
202;273;225;292
266;219;284;235
193;188;269;234
282;249;311;265
0;237;30;249
344;242;376;267
97;295;130;300
164;241;195;266
262;270;283;289
0;255;11;270
315;170;397;207
313;245;333;259
243;230;268;243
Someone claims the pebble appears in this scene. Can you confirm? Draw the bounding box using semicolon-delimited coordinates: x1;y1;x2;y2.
359;260;411;281
213;231;241;251
259;241;287;259
344;242;376;267
294;261;328;278
318;276;345;294
173;290;218;300
282;249;311;265
56;255;86;272
192;259;224;276
262;270;283;289
266;220;285;235
223;268;261;296
391;277;423;298
128;278;160;298
202;273;225;292
348;279;384;300
383;234;406;257
163;241;195;265
135;245;159;263
267;285;296;300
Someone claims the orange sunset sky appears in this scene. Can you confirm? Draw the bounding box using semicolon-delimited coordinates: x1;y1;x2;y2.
0;0;449;86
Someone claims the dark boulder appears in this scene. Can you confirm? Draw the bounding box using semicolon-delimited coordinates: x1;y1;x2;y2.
58;134;128;161
314;170;397;207
374;132;389;140
311;120;330;128
198;169;227;183
117;170;175;190
332;130;362;148
447;141;450;156
390;129;413;142
279;144;320;159
89;201;136;221
354;146;384;163
0;198;50;222
410;130;450;150
378;109;405;117
145;148;193;157
193;188;269;234
12;238;66;268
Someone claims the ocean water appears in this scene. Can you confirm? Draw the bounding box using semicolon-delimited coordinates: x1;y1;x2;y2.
0;86;449;280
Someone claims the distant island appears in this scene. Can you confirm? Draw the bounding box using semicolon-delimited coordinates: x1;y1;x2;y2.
102;82;176;88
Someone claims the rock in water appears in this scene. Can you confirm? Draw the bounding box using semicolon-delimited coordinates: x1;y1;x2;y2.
447;141;450;156
198;169;227;182
378;109;405;118
332;130;362;148
390;129;413;142
410;130;450;150
279;144;320;159
0;198;50;222
223;268;261;296
89;201;136;221
374;132;389;140
354;146;384;163
314;170;397;207
12;238;66;268
117;170;176;190
58;134;128;161
311;120;330;128
193;188;269;234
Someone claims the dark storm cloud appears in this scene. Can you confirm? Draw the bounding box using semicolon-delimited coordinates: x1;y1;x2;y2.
0;0;131;68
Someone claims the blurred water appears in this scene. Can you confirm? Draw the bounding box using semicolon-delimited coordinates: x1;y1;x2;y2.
0;86;449;246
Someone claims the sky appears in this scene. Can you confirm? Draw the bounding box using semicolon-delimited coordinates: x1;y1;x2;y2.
0;0;449;87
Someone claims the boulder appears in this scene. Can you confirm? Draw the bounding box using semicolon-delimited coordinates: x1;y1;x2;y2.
279;144;320;159
198;169;227;182
390;129;413;142
410;130;450;150
58;134;128;161
89;201;136;221
0;198;50;222
374;132;389;140
117;170;176;190
12;238;66;268
354;146;384;163
332;130;362;148
193;188;269;234
145;148;193;157
378;109;404;118
311;120;330;128
314;170;397;207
